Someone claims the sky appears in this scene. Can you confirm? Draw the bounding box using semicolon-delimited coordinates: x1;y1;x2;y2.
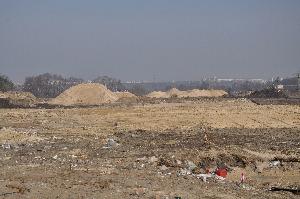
0;0;300;83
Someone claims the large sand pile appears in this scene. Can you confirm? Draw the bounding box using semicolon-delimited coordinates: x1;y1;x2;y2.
50;83;118;106
146;88;227;98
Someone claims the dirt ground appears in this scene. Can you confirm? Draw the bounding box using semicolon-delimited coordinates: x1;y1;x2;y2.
0;98;299;198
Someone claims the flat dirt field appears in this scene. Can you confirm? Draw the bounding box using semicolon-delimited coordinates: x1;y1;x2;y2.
0;98;299;198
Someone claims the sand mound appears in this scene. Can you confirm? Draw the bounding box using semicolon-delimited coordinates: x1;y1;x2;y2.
0;91;37;101
146;88;227;98
146;91;169;98
115;91;138;102
0;91;38;107
166;88;181;97
184;89;227;98
115;91;137;99
50;83;118;106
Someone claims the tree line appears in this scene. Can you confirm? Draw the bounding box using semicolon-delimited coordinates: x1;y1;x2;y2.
0;74;14;92
1;73;297;98
0;73;126;98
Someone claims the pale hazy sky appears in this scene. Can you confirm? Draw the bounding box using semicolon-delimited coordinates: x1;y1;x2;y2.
0;0;300;82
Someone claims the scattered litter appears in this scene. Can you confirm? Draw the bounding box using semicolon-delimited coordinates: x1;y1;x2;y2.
195;174;212;183
186;160;197;171
236;172;252;190
159;165;168;171
103;138;119;148
178;168;191;176
215;175;226;182
179;165;231;183
215;168;227;178
70;154;77;159
240;173;245;183
269;160;281;167
2;143;12;149
108;138;118;147
149;156;158;163
239;183;253;191
176;160;182;165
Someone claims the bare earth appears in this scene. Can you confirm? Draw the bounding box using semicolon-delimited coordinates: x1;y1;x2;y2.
0;98;299;198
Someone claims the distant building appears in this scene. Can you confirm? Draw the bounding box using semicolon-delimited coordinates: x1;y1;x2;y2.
275;84;284;90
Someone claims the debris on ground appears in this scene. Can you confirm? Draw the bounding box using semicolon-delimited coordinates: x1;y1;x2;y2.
149;156;158;163
195;174;212;183
159;165;169;171
240;173;245;184
1;143;12;149
186;160;197;172
215;168;228;178
178;168;191;176
0;98;299;198
269;160;281;167
103;138;119;148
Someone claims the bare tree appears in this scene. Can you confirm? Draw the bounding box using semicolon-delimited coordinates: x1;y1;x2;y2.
0;74;14;92
92;76;125;91
23;73;83;98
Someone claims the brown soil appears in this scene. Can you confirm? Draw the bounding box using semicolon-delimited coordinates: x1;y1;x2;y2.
0;98;299;198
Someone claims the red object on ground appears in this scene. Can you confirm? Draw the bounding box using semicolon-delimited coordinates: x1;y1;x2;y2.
240;173;245;183
216;168;227;178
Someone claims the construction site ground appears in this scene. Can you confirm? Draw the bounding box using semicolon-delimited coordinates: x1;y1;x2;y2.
0;98;299;198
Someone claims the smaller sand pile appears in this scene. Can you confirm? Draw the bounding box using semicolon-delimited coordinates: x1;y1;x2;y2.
0;91;37;102
115;91;137;99
166;88;181;98
146;91;169;98
184;89;227;98
146;88;227;98
0;91;37;107
115;91;138;102
50;83;118;106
